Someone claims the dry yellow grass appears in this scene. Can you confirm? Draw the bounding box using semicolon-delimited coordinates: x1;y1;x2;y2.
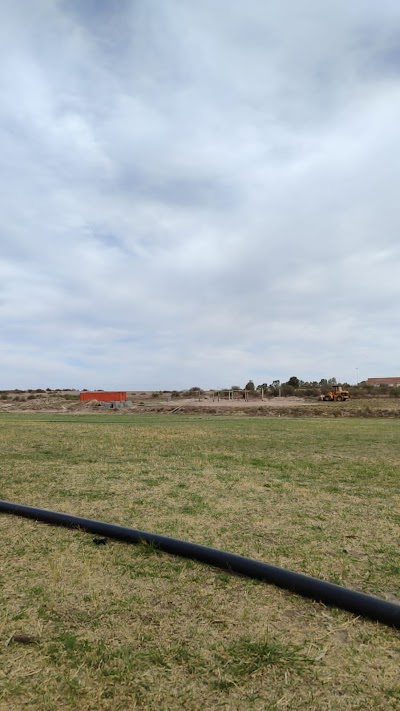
0;414;399;710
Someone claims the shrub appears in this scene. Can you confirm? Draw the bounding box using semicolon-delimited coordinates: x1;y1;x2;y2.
297;387;320;397
389;388;400;398
247;389;261;398
282;385;295;396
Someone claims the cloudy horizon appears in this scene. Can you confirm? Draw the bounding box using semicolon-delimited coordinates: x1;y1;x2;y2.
1;1;400;390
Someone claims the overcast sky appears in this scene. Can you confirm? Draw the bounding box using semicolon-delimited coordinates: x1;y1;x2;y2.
1;1;400;390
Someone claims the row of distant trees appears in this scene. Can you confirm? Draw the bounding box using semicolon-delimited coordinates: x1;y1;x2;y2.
177;378;400;399
248;376;338;395
182;379;341;398
236;377;339;397
232;378;400;398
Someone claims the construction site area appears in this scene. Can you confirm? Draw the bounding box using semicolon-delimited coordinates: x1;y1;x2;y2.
1;388;400;418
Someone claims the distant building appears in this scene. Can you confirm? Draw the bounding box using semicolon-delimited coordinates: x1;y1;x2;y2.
366;378;400;387
80;391;127;402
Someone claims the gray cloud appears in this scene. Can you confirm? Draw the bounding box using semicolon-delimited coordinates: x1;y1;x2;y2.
1;1;400;388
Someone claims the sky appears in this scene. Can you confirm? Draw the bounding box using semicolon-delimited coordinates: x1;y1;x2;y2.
1;0;400;390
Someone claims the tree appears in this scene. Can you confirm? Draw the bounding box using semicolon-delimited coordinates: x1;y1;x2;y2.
267;380;281;396
244;380;255;391
287;376;300;388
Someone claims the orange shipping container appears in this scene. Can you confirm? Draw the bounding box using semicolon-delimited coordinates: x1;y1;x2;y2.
80;391;127;402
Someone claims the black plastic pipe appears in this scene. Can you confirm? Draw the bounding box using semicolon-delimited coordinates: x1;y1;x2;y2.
1;499;399;629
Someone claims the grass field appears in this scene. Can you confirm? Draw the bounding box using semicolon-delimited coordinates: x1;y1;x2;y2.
0;414;399;710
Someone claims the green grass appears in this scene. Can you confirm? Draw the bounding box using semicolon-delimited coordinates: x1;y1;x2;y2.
0;414;399;710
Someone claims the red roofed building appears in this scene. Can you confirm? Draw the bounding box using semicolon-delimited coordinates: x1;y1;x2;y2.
366;378;400;387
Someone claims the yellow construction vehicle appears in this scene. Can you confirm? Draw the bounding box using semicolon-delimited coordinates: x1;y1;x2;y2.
321;385;349;402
